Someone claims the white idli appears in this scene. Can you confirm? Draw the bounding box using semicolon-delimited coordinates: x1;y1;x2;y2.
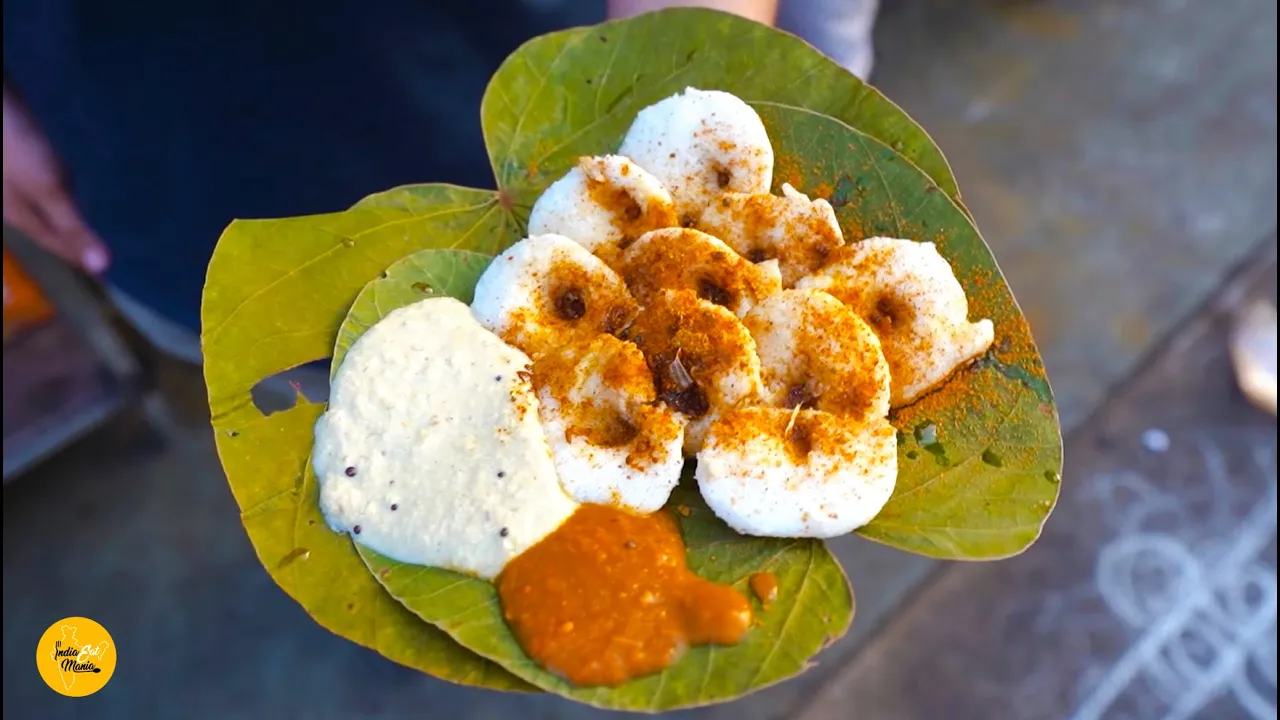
743;289;891;422
628;289;764;455
695;407;897;538
471;234;638;359
533;334;685;513
618;87;773;222
797;237;995;406
617;227;782;319
698;183;845;287
527;155;678;264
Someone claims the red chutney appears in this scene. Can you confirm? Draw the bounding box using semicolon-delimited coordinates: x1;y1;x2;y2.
497;505;753;687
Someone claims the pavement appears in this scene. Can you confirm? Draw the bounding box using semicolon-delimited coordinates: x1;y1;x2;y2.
3;0;1276;718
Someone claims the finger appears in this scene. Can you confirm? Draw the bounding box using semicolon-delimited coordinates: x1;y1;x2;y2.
4;183;107;273
29;187;110;274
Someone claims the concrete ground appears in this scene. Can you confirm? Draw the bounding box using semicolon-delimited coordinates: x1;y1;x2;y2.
3;0;1276;718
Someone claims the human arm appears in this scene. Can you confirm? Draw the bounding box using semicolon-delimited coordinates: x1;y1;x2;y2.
2;80;108;273
606;0;778;25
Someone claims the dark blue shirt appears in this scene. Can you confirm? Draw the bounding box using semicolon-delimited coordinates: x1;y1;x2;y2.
4;1;603;332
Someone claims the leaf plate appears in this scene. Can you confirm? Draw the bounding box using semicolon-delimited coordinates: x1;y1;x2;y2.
201;7;1060;705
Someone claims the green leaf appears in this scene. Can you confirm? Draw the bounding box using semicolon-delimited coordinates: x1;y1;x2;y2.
331;248;493;378
362;478;853;712
328;246;853;711
203;184;516;416
482;7;961;217
202;184;531;691
752;102;1063;559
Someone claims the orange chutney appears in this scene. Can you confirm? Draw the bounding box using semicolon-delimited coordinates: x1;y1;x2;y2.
497;504;753;687
749;572;779;609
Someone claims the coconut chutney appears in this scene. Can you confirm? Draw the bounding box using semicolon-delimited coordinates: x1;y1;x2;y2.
312;297;579;580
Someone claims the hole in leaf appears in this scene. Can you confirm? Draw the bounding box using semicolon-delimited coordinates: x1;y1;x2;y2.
250;360;331;415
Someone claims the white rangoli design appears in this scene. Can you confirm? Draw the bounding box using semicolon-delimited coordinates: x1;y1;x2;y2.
1070;440;1277;720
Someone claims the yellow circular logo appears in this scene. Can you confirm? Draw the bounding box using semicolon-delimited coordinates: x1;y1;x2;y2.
36;617;116;697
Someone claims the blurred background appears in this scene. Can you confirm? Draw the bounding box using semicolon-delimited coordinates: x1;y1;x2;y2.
3;0;1276;718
